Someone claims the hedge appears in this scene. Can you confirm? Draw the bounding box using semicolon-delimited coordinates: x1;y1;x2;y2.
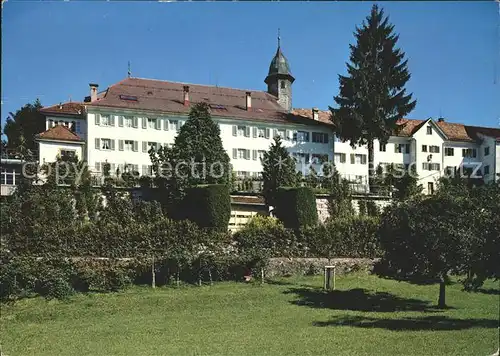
274;187;318;228
183;184;231;231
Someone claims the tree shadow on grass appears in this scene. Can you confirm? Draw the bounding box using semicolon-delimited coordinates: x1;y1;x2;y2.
475;288;500;295
284;287;448;312
313;315;499;331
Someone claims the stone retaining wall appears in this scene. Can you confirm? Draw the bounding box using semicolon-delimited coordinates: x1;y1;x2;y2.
266;257;379;277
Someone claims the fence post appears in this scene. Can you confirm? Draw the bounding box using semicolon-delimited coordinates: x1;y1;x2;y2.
151;254;156;289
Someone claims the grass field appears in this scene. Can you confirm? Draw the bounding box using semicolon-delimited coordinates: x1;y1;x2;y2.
1;273;498;356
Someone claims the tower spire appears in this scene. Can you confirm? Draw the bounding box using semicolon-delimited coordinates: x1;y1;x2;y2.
127;61;131;78
277;28;281;48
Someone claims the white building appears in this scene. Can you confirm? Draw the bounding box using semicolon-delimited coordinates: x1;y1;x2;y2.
33;42;500;196
37;43;334;181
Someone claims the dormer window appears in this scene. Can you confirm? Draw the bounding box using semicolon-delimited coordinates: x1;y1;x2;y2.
427;126;432;135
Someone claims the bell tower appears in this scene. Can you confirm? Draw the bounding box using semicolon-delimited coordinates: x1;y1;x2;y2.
264;30;295;112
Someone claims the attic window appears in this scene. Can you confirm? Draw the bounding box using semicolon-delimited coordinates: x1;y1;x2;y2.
119;95;138;101
147;91;153;95
210;104;227;111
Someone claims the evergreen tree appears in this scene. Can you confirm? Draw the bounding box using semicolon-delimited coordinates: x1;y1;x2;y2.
261;136;298;207
330;5;416;189
150;103;231;217
4;99;45;151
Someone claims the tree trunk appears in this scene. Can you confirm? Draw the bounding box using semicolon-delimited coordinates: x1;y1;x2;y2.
367;139;375;193
438;275;446;308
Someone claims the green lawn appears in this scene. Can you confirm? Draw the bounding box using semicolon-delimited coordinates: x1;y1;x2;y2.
1;273;498;356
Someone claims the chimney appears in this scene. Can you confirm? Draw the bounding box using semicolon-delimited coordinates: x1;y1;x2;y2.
312;107;319;121
89;83;99;102
438;117;445;122
245;91;252;111
183;85;190;106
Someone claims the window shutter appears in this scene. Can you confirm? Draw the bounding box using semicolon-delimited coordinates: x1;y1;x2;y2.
361;155;367;164
405;144;410;154
232;149;237;159
252;150;257;160
232;125;237;136
253;127;257;138
110;115;115;126
164;118;169;131
110;139;115;151
110;163;115;175
95;138;100;149
246;149;251;160
142;165;148;176
324;134;328;144
285;130;290;140
95;113;100;125
245;126;250;137
118;116;123;127
156;142;161;151
265;128;270;139
142;141;148;153
132;117;138;128
274;129;278;138
350;154;355;164
133;164;139;172
119;140;124;151
133;141;138;152
142;118;147;129
473;149;477;158
155;119;161;130
95;162;101;172
177;121;182;131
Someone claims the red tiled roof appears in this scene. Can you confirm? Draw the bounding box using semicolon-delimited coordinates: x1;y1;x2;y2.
394;119;425;137
40;102;85;116
36;125;84;142
465;125;500;141
87;77;331;127
291;108;333;126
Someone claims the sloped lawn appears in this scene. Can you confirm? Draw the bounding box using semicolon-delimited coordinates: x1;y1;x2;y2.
1;273;498;356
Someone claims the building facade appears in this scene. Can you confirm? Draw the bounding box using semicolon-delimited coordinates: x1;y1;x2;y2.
32;42;500;196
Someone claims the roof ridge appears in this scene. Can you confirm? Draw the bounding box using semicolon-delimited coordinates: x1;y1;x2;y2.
126;76;272;96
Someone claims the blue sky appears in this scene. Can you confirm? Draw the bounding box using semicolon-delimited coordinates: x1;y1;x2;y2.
2;1;499;130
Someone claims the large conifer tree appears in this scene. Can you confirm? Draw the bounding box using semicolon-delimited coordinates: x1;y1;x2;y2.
262;136;298;207
330;5;416;189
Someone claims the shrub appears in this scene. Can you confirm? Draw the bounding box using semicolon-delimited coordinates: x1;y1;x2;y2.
357;200;367;215
275;187;318;229
183;184;230;231
302;216;381;259
366;200;380;216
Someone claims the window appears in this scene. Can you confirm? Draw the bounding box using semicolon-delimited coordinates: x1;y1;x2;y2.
124;140;134;151
293;153;310;164
379;143;386;152
148;142;158;152
276;129;286;139
280;81;286;89
445;166;455;176
351;154;367;165
311;154;328;164
484;165;490;175
427;126;432;135
312;132;329;144
445;147;454;156
147;118;156;129
484;146;490;156
101;139;111;150
295;131;310;142
238;149;247;159
60;150;76;160
429;145;440;153
395;144;409;153
169;120;177;130
334;153;346;164
422;163;440;171
258;128;266;138
1;168;19;186
422;145;427;152
428;182;434;195
75;121;81;133
462;148;477;158
258;150;266;160
100;115;111;126
124;117;133;128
